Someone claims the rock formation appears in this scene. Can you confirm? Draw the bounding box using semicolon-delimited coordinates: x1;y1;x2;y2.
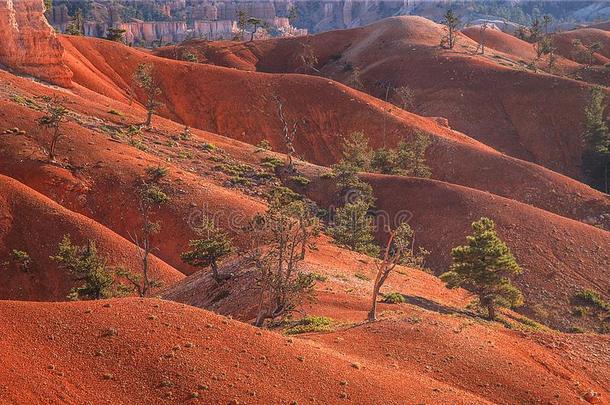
0;0;72;87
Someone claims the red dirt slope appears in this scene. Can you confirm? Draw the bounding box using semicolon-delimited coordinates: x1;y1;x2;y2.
552;28;610;64
158;16;609;180
0;175;183;301
57;35;610;230
0;298;494;404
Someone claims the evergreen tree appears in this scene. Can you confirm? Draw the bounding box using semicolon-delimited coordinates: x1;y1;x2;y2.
581;87;609;193
181;217;233;282
441;9;460;49
106;27;126;42
370;147;400;175
339;131;371;172
52;235;115;300
37;97;68;162
396;132;432;178
440;217;523;320
132;63;162;127
330;200;379;257
65;9;84;36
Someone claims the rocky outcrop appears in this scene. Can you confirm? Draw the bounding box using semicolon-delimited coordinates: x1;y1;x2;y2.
0;0;72;87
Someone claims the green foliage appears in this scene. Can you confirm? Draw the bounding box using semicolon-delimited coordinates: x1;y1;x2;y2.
354;272;371;281
106;27;126;42
145;165;169;182
11;250;32;272
51;235;115;300
181;217;233;281
330;200;379;257
214;162;254;177
181;52;198;63
141;184;169;205
308;272;328;282
133;63;162;126
395;132;432;178
573;289;609;311
581;87;609;193
201;142;216;151
370;147;400;175
340;131;371;172
37;98;68;161
381;292;406;304
256;139;272;151
65;9;84;36
289;175;310;187
441;9;460;49
440;217;523;320
285;316;334;334
260;155;284;169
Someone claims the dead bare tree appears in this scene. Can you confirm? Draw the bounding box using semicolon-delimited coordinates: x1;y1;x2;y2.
273;95;299;169
368;222;414;322
246;195;318;327
475;22;488;55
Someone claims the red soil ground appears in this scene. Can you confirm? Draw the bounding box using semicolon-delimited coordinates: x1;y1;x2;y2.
56;35;610;231
0;175;183;301
0;298;503;404
156;16;610;181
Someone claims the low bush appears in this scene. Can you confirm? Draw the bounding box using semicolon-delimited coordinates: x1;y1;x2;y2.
286;316;334;335
381;292;405;304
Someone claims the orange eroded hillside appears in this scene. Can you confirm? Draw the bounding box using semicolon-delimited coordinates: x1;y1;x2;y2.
156;16;610;180
0;175;183;300
56;35;610;230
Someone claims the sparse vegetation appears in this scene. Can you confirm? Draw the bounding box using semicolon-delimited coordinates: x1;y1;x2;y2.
132;63;162;127
51;235;116;300
573;289;609;311
246;194;319;327
37;97;68;162
330;200;379;257
581;87;609;193
381;292;406;304
440;217;523;320
11;250;32;272
285;316;334;334
106;27;126;43
181;216;233;282
440;9;460;49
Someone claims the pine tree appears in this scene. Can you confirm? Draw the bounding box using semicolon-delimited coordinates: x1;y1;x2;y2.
330;200;379;257
370;147;400;175
181;217;233;282
37;97;68;162
581;87;609;193
441;9;460;49
65;9;84;36
133;63;162;127
440;217;523;320
339;131;371;172
52;235;115;300
396;132;432;178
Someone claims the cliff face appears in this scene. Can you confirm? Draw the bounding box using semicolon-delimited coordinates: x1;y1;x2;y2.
0;0;72;87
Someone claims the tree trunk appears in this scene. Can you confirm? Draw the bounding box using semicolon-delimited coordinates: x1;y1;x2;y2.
368;282;381;322
145;110;153;127
211;261;221;282
487;302;496;320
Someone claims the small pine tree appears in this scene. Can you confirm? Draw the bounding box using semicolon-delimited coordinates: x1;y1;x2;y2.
65;9;84;36
440;217;523;320
181;217;233;282
37;97;68;162
52;235;115;300
330;200;379;257
581;87;609;193
106;27;126;42
395;132;432;178
370;147;400;175
339;131;371;172
133;63;162;127
441;9;460;49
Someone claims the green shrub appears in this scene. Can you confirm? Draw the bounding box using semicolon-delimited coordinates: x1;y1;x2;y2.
201;142;216;151
568;326;585;334
308;272;328;282
354;272;370;281
286;316;334;335
11;250;31;272
381;292;406;304
573;289;609;311
108;109;123;116
145;166;169;181
214;162;254;177
256;139;272;151
289;175;310;187
260;156;284;170
573;306;588;317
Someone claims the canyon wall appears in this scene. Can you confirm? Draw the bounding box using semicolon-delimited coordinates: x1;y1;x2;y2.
0;0;72;87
